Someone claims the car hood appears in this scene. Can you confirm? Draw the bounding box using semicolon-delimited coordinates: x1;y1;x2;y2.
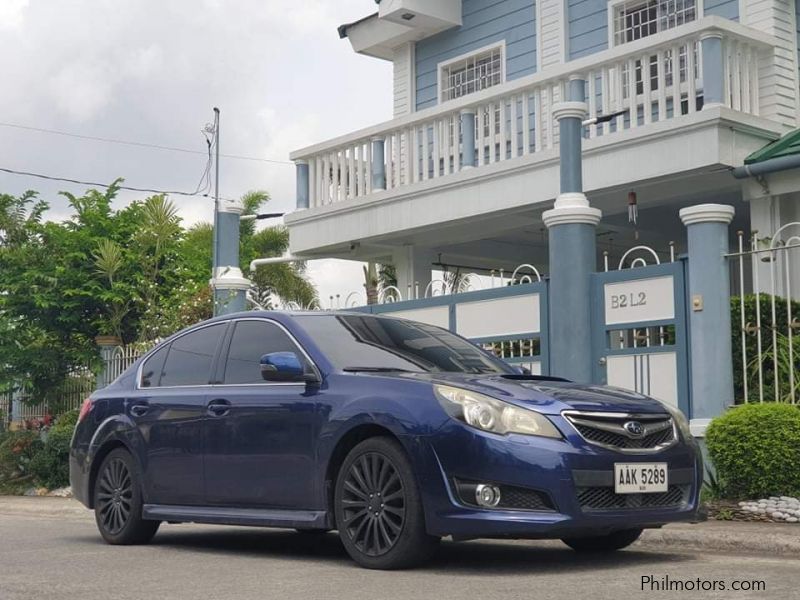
396;372;669;415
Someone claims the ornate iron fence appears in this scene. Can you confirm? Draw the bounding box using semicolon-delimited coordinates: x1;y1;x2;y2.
728;225;800;404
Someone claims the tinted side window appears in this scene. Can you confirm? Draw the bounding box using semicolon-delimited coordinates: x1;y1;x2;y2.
223;320;305;384
140;345;168;388
160;323;226;387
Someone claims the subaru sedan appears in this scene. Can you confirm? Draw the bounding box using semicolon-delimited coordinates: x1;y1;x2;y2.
70;311;703;569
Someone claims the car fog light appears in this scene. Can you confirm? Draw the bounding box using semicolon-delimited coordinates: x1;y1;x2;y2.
475;484;501;508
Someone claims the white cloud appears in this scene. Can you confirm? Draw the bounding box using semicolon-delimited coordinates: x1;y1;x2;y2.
0;0;392;301
0;0;29;30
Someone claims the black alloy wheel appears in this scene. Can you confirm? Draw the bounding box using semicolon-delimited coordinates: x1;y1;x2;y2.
94;448;160;545
334;437;438;569
96;456;133;535
341;452;406;556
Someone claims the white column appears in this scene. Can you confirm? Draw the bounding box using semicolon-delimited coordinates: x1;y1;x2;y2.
393;246;434;300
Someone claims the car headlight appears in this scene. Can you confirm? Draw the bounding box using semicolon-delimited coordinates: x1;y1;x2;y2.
661;402;693;442
434;384;561;438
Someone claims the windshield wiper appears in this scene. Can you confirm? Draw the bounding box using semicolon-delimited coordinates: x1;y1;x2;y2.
342;367;416;373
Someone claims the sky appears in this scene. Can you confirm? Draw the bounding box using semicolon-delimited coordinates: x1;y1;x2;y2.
0;0;391;305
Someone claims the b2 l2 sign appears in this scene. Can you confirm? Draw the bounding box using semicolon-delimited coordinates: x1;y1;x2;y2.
603;275;675;326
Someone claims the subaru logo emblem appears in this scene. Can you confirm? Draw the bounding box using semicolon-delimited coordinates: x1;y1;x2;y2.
623;421;645;437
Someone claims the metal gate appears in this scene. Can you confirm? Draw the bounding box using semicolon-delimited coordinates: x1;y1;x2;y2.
591;248;690;414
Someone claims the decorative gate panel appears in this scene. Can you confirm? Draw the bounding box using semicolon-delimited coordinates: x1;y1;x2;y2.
591;259;689;414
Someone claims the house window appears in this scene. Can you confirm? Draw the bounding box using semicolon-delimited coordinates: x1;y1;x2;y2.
439;45;504;103
613;0;697;46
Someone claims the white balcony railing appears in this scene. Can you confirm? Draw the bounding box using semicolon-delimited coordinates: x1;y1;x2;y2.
290;17;775;209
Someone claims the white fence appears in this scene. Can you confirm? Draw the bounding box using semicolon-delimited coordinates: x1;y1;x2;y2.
293;18;771;208
728;226;800;404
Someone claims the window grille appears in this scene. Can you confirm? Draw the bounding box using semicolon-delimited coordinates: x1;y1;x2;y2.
613;0;696;46
440;46;504;103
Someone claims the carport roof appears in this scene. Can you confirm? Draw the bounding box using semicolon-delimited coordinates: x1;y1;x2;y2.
745;128;800;164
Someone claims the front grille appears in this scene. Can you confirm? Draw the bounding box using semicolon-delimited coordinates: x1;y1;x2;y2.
454;479;555;512
563;411;677;452
577;484;689;511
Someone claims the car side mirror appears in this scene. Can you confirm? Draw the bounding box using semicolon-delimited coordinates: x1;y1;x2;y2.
512;365;532;376
260;352;319;384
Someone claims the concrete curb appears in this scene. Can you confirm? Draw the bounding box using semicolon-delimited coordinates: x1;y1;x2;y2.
637;522;800;557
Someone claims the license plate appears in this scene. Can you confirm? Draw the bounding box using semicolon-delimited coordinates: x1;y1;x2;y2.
614;463;668;494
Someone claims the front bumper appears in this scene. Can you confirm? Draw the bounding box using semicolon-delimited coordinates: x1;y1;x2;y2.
413;417;704;539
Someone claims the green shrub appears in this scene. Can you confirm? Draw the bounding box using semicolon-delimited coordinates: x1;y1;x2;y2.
29;427;72;490
52;409;79;436
0;431;43;482
706;403;800;499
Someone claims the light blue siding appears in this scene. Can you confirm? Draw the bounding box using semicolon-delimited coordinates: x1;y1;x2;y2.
568;0;607;60
704;0;739;21
568;1;739;62
415;0;537;110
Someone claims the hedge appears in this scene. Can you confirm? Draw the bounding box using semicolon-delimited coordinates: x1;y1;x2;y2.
706;403;800;499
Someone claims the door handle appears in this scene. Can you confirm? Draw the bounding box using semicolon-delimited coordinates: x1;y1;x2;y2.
207;399;231;417
130;403;149;417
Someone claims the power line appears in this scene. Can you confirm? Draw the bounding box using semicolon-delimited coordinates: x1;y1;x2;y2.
0;166;237;200
0;121;293;166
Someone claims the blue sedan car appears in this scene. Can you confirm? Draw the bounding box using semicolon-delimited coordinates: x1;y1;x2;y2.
70;311;703;569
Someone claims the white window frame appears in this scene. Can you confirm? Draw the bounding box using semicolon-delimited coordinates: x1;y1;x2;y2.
606;0;703;48
436;41;507;105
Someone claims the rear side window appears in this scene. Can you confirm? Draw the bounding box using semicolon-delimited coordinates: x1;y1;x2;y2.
140;345;168;388
223;320;306;384
160;323;226;387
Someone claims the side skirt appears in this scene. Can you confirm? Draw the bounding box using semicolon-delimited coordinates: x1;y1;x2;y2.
143;504;332;529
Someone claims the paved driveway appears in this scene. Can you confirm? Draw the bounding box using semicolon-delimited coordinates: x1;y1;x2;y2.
0;498;796;600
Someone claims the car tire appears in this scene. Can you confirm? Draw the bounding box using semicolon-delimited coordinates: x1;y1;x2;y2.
334;436;439;569
93;448;160;545
561;528;643;552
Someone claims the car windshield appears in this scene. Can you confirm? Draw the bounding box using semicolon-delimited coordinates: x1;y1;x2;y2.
295;314;511;375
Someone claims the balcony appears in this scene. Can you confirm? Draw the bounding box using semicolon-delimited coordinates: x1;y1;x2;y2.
288;17;786;259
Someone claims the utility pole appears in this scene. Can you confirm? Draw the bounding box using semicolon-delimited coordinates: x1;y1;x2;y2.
209;107;251;315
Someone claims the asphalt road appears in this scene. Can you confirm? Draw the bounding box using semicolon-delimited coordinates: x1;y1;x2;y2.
1;500;798;600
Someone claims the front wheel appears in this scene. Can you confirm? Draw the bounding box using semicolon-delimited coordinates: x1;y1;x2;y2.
334;437;438;569
94;448;160;545
561;528;643;552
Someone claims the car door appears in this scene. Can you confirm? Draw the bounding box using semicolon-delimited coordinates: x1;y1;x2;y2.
203;318;323;509
130;322;227;506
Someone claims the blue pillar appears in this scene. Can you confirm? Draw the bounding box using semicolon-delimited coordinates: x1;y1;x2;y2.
701;33;724;108
543;76;601;383
296;161;309;209
371;137;386;190
212;199;251;315
679;204;735;434
460;109;476;168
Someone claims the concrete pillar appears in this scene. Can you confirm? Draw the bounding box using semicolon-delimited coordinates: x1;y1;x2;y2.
211;197;251;315
543;76;601;383
95;336;122;389
296;160;310;209
679;204;735;433
701;33;725;109
371;137;386;191
394;246;434;300
460;109;476;168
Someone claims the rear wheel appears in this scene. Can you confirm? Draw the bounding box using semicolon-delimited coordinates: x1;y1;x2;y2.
561;528;643;552
334;437;438;569
94;448;160;545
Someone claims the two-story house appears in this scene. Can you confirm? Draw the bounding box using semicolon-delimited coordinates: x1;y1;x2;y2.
286;0;800;299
